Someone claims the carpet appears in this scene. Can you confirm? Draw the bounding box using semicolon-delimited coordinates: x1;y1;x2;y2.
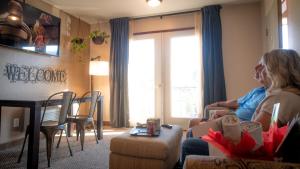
0;128;130;169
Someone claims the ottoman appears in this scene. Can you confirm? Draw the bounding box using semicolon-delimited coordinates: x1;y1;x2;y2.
109;125;183;169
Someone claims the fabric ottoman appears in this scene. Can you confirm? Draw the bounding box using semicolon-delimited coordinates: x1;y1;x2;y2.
109;125;183;169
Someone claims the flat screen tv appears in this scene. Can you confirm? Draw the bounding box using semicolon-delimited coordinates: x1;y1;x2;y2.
0;0;61;56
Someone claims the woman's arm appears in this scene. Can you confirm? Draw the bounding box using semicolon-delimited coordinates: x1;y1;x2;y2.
207;100;239;109
253;110;272;131
252;95;275;131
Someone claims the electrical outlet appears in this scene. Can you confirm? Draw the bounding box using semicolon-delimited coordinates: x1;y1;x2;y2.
13;118;19;128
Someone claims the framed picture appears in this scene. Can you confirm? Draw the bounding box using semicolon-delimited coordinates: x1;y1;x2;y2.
0;0;61;56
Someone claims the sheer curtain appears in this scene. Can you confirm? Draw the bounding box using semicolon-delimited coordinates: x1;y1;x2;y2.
128;20;157;126
194;11;205;118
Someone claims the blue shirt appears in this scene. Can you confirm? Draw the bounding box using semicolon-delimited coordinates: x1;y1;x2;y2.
236;87;266;121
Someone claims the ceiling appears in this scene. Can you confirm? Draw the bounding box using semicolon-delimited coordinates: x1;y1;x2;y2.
42;0;259;24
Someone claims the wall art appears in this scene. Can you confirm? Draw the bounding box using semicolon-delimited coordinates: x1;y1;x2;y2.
0;0;61;56
3;63;67;83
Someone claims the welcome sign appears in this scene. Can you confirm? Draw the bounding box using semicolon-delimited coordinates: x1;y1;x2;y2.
3;63;67;83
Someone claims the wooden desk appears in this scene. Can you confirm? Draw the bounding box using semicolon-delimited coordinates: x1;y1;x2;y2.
0;96;103;169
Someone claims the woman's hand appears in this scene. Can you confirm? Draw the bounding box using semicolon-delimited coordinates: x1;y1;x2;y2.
207;102;221;108
211;110;231;119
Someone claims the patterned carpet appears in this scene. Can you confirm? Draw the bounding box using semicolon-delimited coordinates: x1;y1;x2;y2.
0;128;130;169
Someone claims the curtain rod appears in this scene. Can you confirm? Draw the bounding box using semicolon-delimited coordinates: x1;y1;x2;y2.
130;9;202;21
133;27;195;36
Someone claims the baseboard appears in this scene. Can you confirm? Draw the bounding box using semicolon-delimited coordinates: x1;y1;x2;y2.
103;121;111;126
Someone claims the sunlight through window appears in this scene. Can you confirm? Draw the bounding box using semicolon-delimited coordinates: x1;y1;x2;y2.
282;17;289;49
128;39;155;125
170;36;200;118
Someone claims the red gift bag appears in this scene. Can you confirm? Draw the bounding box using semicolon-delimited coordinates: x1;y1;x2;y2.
202;123;288;160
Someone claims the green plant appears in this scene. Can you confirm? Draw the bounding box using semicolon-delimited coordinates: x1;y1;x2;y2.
88;30;110;44
71;37;87;52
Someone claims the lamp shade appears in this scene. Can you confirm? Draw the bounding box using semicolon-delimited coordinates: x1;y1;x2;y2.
89;60;109;76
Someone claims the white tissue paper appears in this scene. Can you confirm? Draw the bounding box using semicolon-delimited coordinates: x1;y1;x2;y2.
221;115;241;144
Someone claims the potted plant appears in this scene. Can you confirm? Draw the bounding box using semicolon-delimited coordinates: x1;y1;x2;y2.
70;37;87;52
89;30;110;45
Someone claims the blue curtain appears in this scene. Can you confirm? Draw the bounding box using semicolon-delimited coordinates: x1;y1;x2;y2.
109;17;130;127
202;5;226;106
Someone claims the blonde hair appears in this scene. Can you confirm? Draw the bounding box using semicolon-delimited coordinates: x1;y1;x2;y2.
261;49;300;90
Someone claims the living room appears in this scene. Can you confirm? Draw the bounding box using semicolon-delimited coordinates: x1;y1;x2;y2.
0;0;300;168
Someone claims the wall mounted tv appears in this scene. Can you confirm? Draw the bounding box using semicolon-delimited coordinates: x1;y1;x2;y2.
0;0;61;56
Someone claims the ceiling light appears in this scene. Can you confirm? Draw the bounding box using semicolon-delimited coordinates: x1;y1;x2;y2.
147;0;162;7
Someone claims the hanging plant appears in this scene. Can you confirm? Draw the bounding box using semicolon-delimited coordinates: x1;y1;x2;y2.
70;17;87;53
70;37;87;52
88;30;110;45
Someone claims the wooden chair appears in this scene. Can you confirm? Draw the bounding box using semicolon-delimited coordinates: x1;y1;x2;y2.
17;91;75;167
58;91;100;151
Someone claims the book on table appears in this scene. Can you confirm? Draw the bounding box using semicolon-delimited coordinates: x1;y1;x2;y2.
130;127;160;137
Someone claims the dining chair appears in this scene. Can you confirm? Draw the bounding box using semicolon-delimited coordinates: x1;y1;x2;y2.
58;91;100;151
17;91;75;167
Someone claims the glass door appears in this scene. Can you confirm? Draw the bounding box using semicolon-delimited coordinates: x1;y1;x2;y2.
129;30;201;129
128;33;162;126
163;30;201;128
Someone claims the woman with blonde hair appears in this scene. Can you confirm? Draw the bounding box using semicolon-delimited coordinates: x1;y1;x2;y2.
252;49;300;131
181;49;300;165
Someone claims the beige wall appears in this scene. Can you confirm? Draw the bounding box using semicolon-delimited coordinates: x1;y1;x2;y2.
0;0;90;144
222;2;263;100
260;0;300;53
261;0;279;53
133;13;194;32
90;23;111;122
287;0;300;53
260;0;300;55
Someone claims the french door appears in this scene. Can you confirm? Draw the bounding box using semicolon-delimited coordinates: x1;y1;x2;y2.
128;30;201;128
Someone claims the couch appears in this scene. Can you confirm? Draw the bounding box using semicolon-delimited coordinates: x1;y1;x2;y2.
183;155;300;169
185;105;300;169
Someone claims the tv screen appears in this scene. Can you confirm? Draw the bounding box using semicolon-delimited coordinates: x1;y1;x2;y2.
0;0;61;56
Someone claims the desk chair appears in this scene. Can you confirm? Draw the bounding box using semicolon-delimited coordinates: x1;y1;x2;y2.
58;91;100;151
18;91;75;167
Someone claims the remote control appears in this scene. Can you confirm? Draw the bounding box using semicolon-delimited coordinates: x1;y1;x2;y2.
161;124;172;129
